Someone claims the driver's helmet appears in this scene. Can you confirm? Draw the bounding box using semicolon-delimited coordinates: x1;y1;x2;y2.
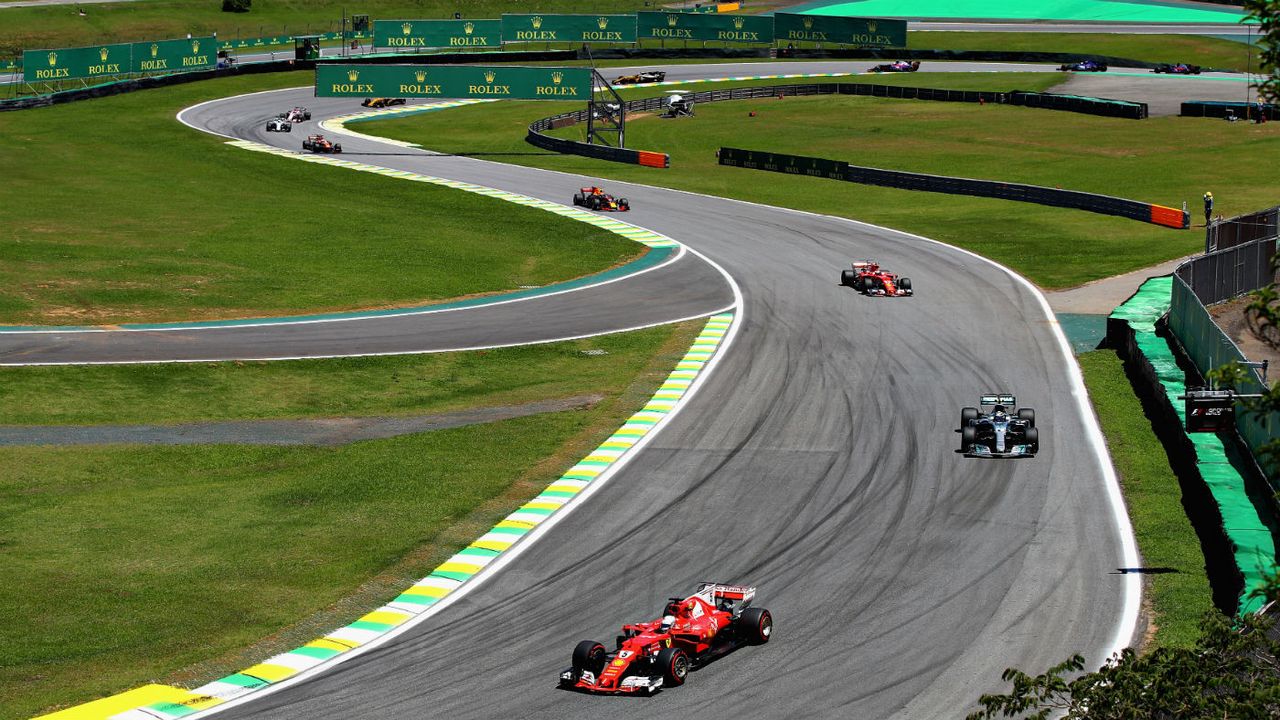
992;404;1007;415
659;615;676;632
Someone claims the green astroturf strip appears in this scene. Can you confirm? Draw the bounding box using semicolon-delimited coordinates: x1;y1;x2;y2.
1112;277;1278;614
791;0;1251;23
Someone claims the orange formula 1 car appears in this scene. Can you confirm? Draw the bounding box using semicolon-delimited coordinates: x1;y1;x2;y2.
302;134;342;154
572;186;630;212
840;260;913;296
559;583;772;695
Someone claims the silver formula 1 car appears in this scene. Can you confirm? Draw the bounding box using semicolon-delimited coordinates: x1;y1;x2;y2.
958;394;1038;458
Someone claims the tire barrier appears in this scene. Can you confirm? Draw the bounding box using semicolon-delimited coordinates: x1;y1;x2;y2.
717;147;1190;229
1181;100;1278;122
1008;90;1148;119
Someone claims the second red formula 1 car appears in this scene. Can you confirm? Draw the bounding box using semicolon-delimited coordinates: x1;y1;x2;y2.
840;260;913;296
559;583;772;695
573;186;630;212
1153;62;1202;75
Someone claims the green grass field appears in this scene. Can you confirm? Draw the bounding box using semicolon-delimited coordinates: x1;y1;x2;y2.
908;31;1260;72
1078;350;1213;649
362;71;1280;288
0;71;642;326
0;320;699;720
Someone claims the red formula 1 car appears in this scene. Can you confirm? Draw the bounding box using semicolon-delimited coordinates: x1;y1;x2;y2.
840;260;912;296
572;186;630;212
559;583;772;695
302;134;342;154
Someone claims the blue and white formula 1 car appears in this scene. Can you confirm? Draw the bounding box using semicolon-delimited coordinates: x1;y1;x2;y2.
958;394;1038;458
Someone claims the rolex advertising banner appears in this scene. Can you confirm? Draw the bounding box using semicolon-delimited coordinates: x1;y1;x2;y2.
501;14;637;44
24;42;131;83
316;65;593;100
373;19;501;49
773;13;906;47
131;36;216;74
636;11;773;43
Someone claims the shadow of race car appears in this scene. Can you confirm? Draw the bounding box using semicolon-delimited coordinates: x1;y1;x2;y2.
560;583;772;695
840;260;912;296
958;393;1038;458
1153;63;1202;75
302;134;342;153
573;186;629;212
362;98;407;108
868;60;919;73
615;70;666;85
1059;60;1107;72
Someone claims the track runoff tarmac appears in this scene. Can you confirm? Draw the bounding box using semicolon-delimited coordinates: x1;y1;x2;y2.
109;59;1177;719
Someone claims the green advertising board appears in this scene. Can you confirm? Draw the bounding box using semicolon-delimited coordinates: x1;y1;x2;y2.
24;42;131;83
773;13;906;47
131;36;216;74
316;65;594;100
501;14;637;44
373;19;502;49
636;11;772;43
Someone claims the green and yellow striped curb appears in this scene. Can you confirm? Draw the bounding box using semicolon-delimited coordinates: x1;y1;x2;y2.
224;139;676;249
70;311;734;720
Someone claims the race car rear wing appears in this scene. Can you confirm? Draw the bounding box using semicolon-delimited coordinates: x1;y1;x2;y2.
980;394;1016;406
696;582;756;606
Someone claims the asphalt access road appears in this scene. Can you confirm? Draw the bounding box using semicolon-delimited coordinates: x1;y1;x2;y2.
182;65;1136;719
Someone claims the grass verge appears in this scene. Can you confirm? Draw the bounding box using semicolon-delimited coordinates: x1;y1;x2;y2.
908;31;1260;72
362;71;1279;288
0;70;638;326
0;318;702;720
1079;349;1212;649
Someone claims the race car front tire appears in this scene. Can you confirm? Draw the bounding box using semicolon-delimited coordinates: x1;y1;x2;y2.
619;198;630;211
899;277;912;291
1024;427;1039;453
1018;408;1035;427
961;407;978;427
738;607;773;644
572;640;607;676
961;425;976;452
657;647;690;687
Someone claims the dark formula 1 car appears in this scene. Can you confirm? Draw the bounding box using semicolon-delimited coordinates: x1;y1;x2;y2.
362;97;407;108
560;583;772;695
265;115;291;133
840;260;912;296
302;134;342;154
868;60;920;73
1153;62;1202;75
1059;59;1108;72
958;394;1038;458
285;106;311;123
614;70;666;85
573;186;630;212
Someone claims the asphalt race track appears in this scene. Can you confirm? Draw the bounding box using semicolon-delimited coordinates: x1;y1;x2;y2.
88;59;1170;719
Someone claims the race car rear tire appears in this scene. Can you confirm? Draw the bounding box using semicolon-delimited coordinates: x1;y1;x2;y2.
589;196;601;210
1018;408;1035;427
738;607;773;644
656;647;690;687
899;277;912;291
840;270;857;287
573;192;585;207
1024;427;1039;453
961;425;976;452
572;640;607;676
961;407;979;427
